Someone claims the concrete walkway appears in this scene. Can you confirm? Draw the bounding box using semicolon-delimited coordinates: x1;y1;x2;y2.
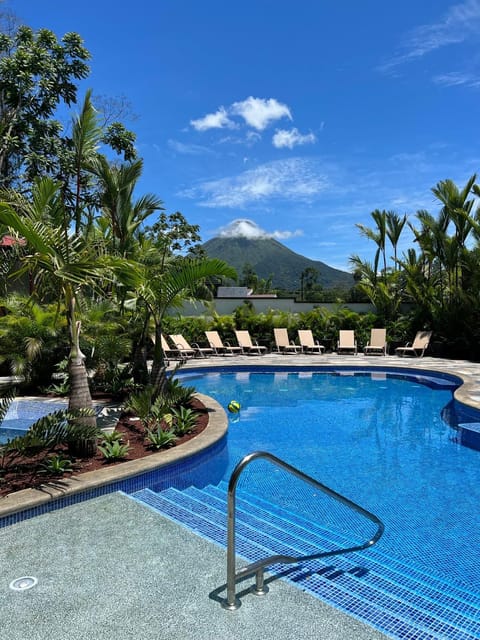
0;492;389;640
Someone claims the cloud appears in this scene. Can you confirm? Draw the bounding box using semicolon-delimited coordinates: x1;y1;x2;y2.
191;97;292;132
272;128;316;149
433;71;480;87
180;157;329;208
379;0;480;72
230;97;292;130
217;130;262;146
217;218;303;240
168;139;215;155
190;106;235;131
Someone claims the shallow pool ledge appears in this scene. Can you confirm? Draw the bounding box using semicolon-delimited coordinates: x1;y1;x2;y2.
0;393;227;519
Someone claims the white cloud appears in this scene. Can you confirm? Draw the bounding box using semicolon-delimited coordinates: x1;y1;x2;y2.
272;128;316;149
168;139;215;155
190;106;235;131
217;218;303;240
271;228;304;240
379;0;480;72
180;158;329;208
230;96;292;130
433;71;480;87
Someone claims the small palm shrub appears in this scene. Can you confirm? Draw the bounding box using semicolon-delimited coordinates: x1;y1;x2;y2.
124;386;171;427
165;377;195;406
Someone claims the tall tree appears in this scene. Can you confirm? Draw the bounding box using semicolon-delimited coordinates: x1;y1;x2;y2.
356;209;387;281
0;26;90;188
385;211;407;271
89;155;163;258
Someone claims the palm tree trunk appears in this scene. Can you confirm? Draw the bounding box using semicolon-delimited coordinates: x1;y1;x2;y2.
68;316;95;427
149;322;167;396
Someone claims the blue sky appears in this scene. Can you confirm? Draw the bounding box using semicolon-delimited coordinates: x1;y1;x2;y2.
7;0;480;271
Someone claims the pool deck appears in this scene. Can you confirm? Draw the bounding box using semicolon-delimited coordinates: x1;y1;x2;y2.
1;353;479;639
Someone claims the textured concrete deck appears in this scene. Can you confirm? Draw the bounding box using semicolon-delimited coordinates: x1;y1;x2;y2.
2;352;480;639
0;492;388;640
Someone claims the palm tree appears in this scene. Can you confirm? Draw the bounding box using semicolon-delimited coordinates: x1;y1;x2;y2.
0;178;114;422
88;155;163;258
132;254;236;393
385;211;407;271
356;209;387;281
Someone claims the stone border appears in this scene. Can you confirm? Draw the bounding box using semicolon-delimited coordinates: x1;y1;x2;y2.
0;393;227;518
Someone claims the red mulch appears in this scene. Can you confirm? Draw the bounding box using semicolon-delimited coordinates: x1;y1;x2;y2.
0;397;209;498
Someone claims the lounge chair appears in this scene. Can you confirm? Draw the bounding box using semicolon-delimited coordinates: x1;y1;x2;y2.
160;334;193;361
169;334;213;359
337;330;357;355
234;330;267;355
205;330;243;355
273;328;302;354
395;331;432;358
297;329;325;354
363;328;387;356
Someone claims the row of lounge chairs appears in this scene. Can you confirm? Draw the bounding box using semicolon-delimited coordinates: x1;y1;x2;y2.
161;329;432;360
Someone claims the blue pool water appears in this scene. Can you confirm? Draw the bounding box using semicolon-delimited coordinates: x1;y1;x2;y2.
133;365;480;640
0;399;67;443
177;368;478;585
3;367;480;639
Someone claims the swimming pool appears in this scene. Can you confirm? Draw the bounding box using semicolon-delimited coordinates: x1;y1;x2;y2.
0;398;67;444
130;365;480;640
2;366;480;639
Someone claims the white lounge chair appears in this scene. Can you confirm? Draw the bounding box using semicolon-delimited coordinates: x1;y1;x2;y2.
205;330;243;355
298;329;325;354
337;330;357;355
160;334;193;361
169;334;213;359
364;328;387;356
234;330;267;355
395;331;432;358
273;328;302;354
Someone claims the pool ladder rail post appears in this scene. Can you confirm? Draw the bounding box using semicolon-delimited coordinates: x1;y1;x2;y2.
221;450;385;611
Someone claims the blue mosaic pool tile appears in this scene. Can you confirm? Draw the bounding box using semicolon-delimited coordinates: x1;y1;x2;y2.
129;481;480;640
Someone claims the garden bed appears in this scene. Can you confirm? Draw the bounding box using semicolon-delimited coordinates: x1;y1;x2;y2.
0;397;209;498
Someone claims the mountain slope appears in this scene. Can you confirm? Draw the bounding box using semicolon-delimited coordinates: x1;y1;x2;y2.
202;236;353;290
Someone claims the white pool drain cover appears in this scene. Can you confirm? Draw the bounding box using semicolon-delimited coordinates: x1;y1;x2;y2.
9;576;37;591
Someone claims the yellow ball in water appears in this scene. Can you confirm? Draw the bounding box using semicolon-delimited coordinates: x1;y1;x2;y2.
228;400;241;414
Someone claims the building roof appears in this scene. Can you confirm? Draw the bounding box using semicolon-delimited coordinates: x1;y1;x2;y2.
0;235;26;247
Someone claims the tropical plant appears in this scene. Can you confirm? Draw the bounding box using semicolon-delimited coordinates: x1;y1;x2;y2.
0;385;15;425
124;386;170;426
171;406;199;436
0;179;101;420
99;430;124;444
145;425;176;450
40;453;73;475
133;256;236;393
165;376;196;406
97;439;130;461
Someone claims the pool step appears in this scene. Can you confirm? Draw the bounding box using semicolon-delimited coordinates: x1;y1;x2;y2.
130;485;480;640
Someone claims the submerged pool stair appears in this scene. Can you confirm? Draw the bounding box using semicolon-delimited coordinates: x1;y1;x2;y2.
129;482;480;640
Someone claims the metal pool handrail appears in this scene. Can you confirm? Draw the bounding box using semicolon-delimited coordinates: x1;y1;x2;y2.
222;450;385;610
